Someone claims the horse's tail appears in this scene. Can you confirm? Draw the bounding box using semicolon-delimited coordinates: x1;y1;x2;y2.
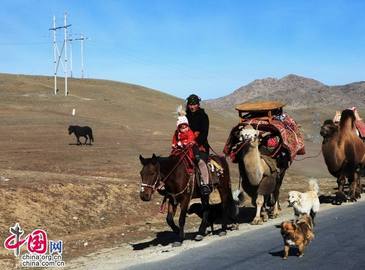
217;155;239;218
89;129;94;142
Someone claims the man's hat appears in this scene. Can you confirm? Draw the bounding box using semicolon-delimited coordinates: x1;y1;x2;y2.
186;94;201;105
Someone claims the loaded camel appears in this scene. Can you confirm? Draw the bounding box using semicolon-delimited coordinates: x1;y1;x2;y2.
238;125;286;225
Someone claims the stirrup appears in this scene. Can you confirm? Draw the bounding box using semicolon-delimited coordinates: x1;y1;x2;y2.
200;184;211;196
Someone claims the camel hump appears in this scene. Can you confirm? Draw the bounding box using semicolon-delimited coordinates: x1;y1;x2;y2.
308;178;319;194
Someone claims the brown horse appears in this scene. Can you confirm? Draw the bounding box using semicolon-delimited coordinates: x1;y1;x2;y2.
139;153;237;246
320;109;365;203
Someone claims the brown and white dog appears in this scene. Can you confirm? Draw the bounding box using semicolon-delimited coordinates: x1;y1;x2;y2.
280;214;315;259
288;178;320;222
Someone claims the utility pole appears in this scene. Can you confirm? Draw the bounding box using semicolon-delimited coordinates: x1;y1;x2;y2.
49;13;71;96
69;34;73;78
64;13;68;96
74;34;88;79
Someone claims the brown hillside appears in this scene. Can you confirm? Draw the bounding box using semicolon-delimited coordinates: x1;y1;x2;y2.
0;73;335;269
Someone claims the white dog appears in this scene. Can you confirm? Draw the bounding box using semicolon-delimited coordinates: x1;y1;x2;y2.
288;178;320;222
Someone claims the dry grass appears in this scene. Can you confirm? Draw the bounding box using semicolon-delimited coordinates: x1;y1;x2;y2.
0;73;337;267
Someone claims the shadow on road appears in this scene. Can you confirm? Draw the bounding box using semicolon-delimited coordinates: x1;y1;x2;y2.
269;248;298;258
131;231;197;250
131;206;259;251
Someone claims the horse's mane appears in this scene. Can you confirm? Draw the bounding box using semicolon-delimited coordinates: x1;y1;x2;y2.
339;109;356;130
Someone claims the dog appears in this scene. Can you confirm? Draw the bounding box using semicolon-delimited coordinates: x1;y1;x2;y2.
280;214;315;259
187;202;239;233
288;178;320;222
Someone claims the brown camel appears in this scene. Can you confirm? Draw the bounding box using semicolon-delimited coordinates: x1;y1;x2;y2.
238;125;285;225
320;109;365;203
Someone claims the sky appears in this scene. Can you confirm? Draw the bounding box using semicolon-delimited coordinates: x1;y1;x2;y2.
1;0;365;99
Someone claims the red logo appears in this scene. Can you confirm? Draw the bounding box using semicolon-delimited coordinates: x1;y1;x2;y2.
4;224;48;256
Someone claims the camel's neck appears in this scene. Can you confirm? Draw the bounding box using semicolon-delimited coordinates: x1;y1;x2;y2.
243;144;265;186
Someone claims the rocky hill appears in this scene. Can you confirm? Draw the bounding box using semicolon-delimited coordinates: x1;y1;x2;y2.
205;74;365;111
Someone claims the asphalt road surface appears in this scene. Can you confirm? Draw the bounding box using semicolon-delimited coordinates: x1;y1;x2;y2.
127;200;365;270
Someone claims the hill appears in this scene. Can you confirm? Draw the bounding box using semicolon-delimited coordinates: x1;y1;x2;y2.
205;74;365;142
0;73;336;268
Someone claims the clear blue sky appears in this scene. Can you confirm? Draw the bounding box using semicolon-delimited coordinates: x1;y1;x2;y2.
1;0;365;99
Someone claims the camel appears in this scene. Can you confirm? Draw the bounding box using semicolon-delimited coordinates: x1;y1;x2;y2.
320;109;365;203
238;125;286;225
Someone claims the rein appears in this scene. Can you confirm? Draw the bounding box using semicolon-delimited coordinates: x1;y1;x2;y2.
140;147;192;193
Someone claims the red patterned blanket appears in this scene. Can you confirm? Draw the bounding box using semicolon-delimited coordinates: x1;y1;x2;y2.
224;113;305;162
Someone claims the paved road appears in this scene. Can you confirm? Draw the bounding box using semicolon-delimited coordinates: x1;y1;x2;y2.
127;201;365;270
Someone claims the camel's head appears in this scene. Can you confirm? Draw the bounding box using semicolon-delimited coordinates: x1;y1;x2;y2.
239;125;260;146
320;119;338;138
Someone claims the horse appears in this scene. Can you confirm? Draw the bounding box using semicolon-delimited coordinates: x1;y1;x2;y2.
139;153;237;246
68;125;94;145
237;125;287;225
320;109;365;203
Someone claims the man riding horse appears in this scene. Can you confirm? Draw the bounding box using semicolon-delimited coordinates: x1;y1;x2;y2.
185;94;211;195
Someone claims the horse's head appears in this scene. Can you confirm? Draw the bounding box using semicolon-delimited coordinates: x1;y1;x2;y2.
320;119;338;138
68;125;74;135
139;154;161;201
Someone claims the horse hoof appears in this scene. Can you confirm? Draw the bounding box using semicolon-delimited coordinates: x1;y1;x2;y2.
195;234;204;241
231;224;239;231
349;197;357;202
269;213;279;219
251;218;263;225
171;241;182;247
218;231;227;237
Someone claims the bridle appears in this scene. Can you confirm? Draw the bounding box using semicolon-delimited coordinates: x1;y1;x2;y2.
140;171;161;192
140;148;192;194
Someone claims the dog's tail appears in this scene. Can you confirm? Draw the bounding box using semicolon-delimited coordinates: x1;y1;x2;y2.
308;178;319;195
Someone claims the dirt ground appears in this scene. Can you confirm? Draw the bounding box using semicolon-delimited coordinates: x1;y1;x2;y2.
0;74;345;269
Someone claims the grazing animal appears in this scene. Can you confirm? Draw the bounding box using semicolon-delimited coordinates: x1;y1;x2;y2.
139;154;237;246
238;125;287;225
68;125;94;145
288;178;320;222
187;202;239;233
280;214;315;259
320;109;365;203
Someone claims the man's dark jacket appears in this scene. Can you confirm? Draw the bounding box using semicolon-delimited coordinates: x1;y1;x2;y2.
186;108;209;153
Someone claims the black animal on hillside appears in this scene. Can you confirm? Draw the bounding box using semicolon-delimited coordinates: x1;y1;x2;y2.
68;125;94;145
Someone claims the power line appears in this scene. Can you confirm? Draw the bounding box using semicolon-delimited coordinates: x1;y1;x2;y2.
49;13;71;96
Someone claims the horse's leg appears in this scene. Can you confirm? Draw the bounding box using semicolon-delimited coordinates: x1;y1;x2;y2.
216;186;229;236
166;200;179;234
175;196;190;246
84;136;88;145
195;194;209;241
76;136;81;145
251;194;264;225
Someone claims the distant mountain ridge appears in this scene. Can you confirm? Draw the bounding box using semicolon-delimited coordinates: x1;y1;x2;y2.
206;74;365;111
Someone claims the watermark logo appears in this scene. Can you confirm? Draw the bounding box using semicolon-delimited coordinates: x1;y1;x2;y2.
4;223;65;268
